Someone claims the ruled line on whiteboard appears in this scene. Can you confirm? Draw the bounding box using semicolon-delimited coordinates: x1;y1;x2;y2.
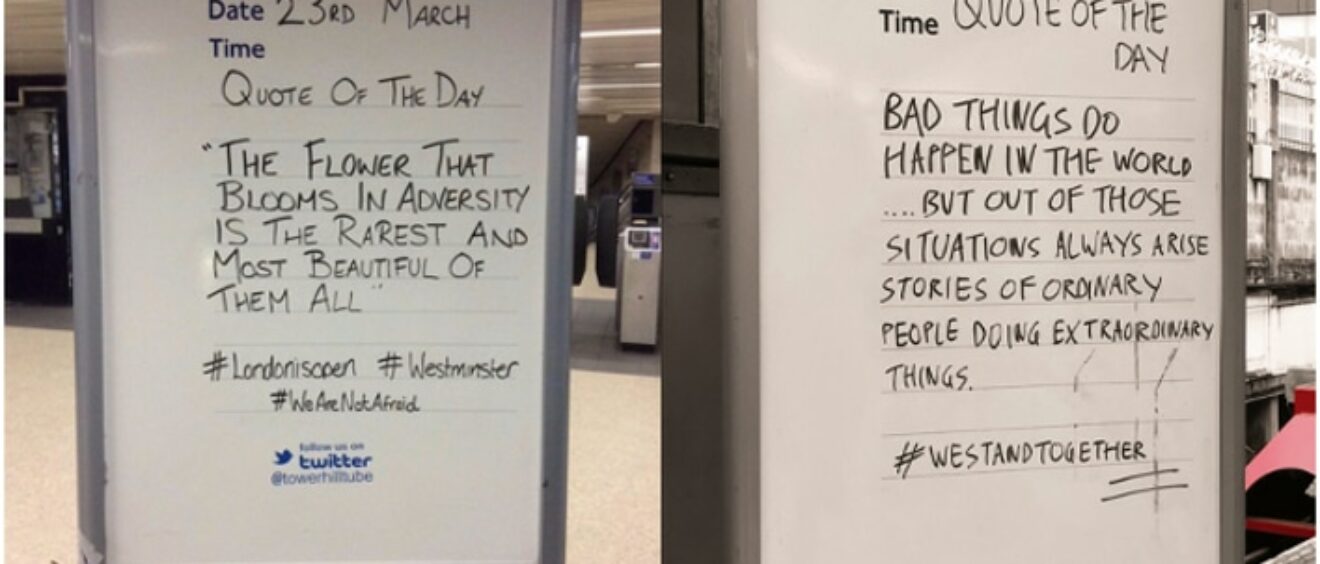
879;298;1195;309
419;408;518;414
214;341;519;348
881;457;1195;482
210;309;521;316
881;418;1194;438
879;177;1198;183
880;378;1192;394
880;218;1195;224
210;104;525;110
882;339;1199;352
214;408;519;415
208;276;521;281
358;309;520;315
876;132;1196;143
206;138;523;144
206;174;526;179
223;243;481;248
208;208;525;213
880;258;1197;266
885;89;1197;103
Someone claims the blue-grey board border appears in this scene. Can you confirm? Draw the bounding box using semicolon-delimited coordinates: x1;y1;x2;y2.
67;0;106;560
1220;1;1247;561
66;1;579;561
542;0;581;561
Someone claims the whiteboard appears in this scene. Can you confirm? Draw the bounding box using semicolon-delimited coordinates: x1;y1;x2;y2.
81;1;570;561
751;1;1228;561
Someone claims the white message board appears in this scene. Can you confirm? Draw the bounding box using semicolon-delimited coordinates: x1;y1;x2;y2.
752;1;1227;561
81;1;570;561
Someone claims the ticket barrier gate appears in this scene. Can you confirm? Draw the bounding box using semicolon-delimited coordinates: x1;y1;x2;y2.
617;173;661;349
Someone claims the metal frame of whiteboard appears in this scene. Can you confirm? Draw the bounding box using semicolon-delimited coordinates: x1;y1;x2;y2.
720;1;1247;562
67;1;579;561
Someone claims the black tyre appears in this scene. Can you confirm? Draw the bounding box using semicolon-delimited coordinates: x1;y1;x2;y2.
573;196;587;285
595;193;619;288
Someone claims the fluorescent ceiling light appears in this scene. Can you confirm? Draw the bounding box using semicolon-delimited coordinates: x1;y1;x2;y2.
580;83;661;90
633;62;661;69
581;27;661;39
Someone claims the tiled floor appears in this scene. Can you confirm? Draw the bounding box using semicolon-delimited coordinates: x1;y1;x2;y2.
5;306;77;564
566;271;661;564
5;270;659;563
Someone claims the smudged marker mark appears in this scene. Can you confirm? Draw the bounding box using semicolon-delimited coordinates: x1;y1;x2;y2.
1072;348;1097;392
1108;467;1179;485
1132;302;1141;390
1152;347;1178;511
1156;347;1180;394
1100;483;1189;503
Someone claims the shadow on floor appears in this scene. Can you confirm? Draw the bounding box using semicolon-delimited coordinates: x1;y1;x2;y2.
4;304;73;331
571;296;659;378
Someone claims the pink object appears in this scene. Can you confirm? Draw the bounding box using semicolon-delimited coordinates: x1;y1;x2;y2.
1245;386;1316;490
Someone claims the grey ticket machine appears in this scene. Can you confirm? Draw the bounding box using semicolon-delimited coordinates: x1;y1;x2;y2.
617;173;661;349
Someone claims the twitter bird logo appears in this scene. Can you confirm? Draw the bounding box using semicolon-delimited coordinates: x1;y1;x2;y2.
274;449;294;466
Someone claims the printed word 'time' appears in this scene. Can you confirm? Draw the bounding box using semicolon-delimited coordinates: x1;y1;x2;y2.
877;8;939;35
